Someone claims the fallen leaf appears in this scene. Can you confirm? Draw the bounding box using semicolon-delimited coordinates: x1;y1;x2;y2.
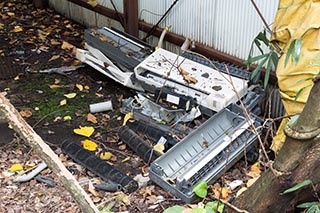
110;155;117;162
95;93;103;97
100;151;113;160
84;85;90;90
87;0;98;7
184;75;198;84
53;116;62;122
61;41;75;50
83;139;98;151
247;163;261;178
54;79;61;84
74;126;95;137
246;177;259;187
50;39;61;46
8;164;23;172
87;113;97;124
60;99;67;106
14;75;20;80
236;187;247;197
49;55;60;61
50;84;62;89
19;109;32;118
7;12;15;16
123;112;133;126
118;144;126;151
121;157;130;163
12;26;23;33
64;93;77;99
76;83;83;91
63;115;72;121
153;144;164;154
88;182;100;197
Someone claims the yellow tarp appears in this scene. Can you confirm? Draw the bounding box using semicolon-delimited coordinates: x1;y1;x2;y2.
270;0;320;152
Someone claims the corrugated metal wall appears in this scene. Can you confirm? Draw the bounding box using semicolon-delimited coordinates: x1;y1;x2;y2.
49;0;279;60
139;0;279;60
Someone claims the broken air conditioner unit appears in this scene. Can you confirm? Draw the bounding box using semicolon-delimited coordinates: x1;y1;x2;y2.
149;104;262;203
76;27;153;90
134;48;248;112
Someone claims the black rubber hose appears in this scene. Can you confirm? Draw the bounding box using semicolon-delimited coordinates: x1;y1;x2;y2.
61;140;138;193
118;126;161;164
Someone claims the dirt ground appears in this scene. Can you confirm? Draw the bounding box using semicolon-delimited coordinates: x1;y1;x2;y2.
0;1;272;212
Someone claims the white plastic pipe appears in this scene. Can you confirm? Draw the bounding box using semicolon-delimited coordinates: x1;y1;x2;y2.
14;162;47;182
89;101;113;113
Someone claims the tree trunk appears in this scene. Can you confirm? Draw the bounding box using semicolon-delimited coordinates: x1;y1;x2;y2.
0;93;99;213
231;74;320;212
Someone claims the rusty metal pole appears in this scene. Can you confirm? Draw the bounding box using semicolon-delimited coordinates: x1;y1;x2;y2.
123;0;139;37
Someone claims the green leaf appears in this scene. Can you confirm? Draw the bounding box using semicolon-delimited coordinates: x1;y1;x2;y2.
256;31;270;46
307;205;319;213
245;53;268;67
281;180;312;194
292;38;302;65
284;39;296;68
297;202;320;209
163;205;185;213
250;56;268;81
264;55;273;88
190;208;206;213
254;39;264;54
192;181;208;198
205;201;225;213
271;51;279;69
295;85;312;101
296;77;313;84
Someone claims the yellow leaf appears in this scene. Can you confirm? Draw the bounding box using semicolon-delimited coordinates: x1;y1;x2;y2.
121;157;130;163
83;139;98;151
123;112;133;126
74;126;95;137
60;99;67;106
64;93;77;99
87;113;97;124
63;115;72;121
100;151;113;160
8;163;23;172
153;144;164;154
76;84;83;91
65;24;73;29
12;26;23;33
84;85;90;90
0;23;4;30
49;55;60;61
14;75;20;80
87;0;98;7
117;116;122;121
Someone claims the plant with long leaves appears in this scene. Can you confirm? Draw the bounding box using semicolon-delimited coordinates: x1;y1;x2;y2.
245;30;279;88
281;180;320;213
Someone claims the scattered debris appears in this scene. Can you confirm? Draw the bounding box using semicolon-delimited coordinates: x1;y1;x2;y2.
14;162;47;182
